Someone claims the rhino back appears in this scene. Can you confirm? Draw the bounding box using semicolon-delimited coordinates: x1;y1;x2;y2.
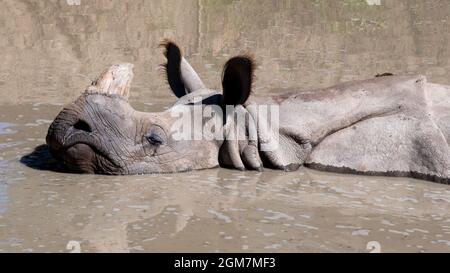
271;75;427;142
251;75;450;183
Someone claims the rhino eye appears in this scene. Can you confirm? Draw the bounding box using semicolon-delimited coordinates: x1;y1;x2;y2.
145;133;165;146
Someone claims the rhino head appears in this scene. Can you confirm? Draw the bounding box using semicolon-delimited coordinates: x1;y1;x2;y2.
46;41;264;174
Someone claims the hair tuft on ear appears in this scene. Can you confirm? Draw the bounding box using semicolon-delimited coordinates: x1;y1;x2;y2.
222;54;256;106
159;39;186;98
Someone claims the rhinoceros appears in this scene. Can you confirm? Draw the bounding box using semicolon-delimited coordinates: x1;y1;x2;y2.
46;40;450;183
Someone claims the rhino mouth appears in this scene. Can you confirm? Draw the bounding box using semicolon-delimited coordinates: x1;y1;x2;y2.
63;142;121;174
62;143;97;173
50;131;121;174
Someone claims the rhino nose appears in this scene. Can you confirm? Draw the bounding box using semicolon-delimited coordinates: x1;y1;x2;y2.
72;119;92;133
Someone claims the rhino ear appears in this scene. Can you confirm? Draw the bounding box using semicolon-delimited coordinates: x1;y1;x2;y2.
222;56;255;106
160;39;206;98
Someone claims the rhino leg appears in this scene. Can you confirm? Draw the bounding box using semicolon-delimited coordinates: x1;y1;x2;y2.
305;114;450;183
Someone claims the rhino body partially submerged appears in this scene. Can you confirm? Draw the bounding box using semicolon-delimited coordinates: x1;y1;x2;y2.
46;41;450;183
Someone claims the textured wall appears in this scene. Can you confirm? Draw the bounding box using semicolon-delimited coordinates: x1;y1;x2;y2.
0;0;450;104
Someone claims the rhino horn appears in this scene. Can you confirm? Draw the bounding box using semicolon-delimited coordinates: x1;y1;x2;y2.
86;63;134;99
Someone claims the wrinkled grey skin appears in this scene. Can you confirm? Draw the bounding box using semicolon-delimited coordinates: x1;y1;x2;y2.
263;76;450;183
46;42;450;183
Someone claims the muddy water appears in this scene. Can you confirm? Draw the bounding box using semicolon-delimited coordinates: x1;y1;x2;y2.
1;0;450;252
